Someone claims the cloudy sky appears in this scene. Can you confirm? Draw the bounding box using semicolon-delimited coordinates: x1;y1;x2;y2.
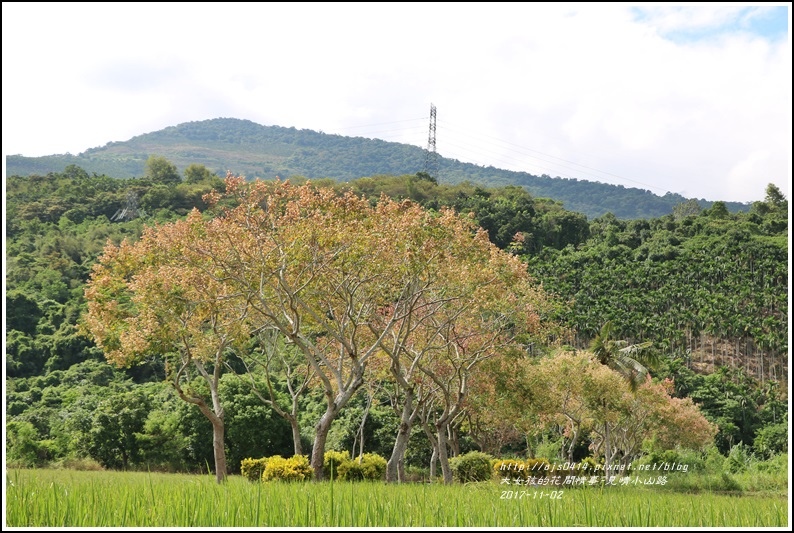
2;3;791;203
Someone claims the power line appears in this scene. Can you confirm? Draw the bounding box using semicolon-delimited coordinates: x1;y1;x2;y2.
436;118;669;194
315;109;670;195
332;117;427;131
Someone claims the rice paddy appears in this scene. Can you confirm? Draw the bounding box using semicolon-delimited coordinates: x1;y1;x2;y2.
4;468;788;528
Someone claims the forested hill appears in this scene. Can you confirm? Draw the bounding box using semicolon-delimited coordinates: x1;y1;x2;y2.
6;117;750;220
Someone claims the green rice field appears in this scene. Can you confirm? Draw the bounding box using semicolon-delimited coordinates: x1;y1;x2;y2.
4;468;788;528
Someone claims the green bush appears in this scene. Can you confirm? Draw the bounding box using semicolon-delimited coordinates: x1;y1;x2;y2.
724;443;755;474
51;457;104;471
241;457;269;482
449;451;493;483
263;455;314;482
715;471;742;492
324;450;350;481
703;446;726;474
6;421;42;468
337;453;387;481
535;438;563;462
634;448;705;473
404;465;429;483
753;423;787;459
578;456;600;473
751;452;788;474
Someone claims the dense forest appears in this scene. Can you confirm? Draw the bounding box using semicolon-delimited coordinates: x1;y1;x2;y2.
6;117;753;220
4;160;788;481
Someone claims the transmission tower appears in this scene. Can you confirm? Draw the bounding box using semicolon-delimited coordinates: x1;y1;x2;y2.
422;103;438;182
111;190;146;222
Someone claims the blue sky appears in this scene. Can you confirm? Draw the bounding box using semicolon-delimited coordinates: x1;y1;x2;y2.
2;2;791;203
633;5;789;43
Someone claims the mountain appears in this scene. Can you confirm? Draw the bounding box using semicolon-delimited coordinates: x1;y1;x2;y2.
6;117;751;219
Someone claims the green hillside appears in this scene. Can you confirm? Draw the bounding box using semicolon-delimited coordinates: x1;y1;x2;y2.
6;118;750;220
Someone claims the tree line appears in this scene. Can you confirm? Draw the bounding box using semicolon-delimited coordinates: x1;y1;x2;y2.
6;117;753;219
5;161;787;482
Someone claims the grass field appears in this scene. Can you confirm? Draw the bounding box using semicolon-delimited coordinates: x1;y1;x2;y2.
4;468;789;528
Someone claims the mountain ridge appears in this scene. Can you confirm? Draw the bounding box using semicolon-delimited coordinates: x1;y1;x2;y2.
6;117;751;219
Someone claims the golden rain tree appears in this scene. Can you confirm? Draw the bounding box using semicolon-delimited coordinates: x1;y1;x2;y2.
199;175;556;480
83;211;250;482
84;172;557;482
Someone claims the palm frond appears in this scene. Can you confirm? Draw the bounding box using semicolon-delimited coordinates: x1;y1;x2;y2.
591;321;655;390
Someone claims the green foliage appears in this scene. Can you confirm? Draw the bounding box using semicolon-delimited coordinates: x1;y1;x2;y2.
183;163;215;184
717;471;743;492
724;443;756;474
672;198;702;220
589;321;655;390
220;375;294;471
6;421;46;467
534;436;564;462
634;448;706;473
750;452;788;475
86;387;150;469
323;450;350;481
3;161;786;480
144;155;181;186
5;330;47;378
752;422;787;459
262;455;314;482
702;446;727;474
48;457;105;471
6;291;43;334
135;406;190;472
527;195;787;462
578;456;600;473
448;451;494;482
240;457;270;482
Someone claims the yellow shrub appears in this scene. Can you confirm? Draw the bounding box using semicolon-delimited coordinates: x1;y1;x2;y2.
324;450;350;481
263;455;314;482
241;457;269;482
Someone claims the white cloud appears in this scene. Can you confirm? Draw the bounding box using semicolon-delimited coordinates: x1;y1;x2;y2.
2;2;790;203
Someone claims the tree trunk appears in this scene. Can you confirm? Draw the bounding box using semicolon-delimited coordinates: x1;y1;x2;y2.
429;446;438;479
289;416;303;456
448;422;460;458
311;411;334;480
357;392;373;459
387;418;414;483
526;433;535;459
436;421;453;484
173;365;227;484
192;400;227;483
567;426;579;463
211;418;227;483
387;389;415;483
